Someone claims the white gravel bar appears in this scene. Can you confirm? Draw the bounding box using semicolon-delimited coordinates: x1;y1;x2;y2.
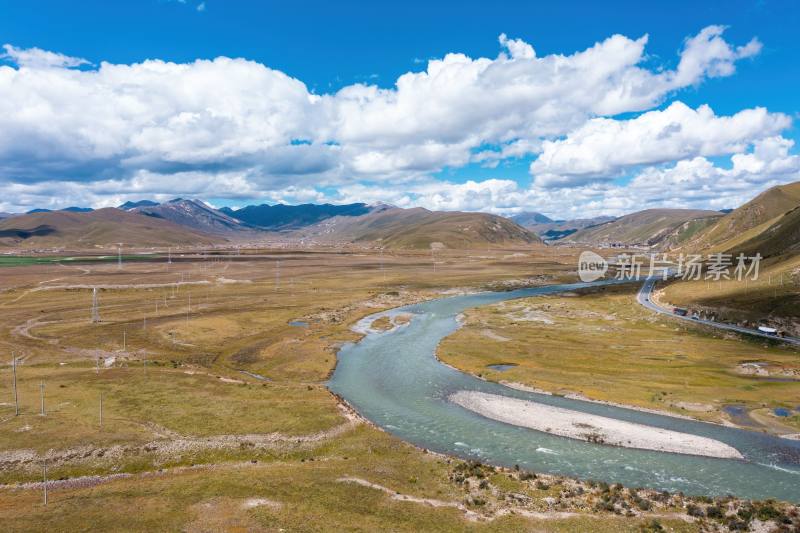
450;391;743;460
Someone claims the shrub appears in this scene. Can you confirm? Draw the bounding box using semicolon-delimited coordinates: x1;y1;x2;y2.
642;519;664;532
594;499;615;512
755;502;782;522
736;505;754;522
686;504;705;517
634;497;652;511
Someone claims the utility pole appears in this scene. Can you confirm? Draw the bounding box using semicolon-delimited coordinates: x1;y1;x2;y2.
12;353;19;416
123;330;126;352
168;247;172;265
275;260;281;291
91;287;100;323
186;294;191;326
40;381;45;416
117;244;122;269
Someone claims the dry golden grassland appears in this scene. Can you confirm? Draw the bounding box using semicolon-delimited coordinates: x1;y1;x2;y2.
438;283;800;434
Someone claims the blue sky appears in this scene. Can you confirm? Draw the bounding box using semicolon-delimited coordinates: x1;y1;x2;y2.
1;0;798;217
2;0;796;112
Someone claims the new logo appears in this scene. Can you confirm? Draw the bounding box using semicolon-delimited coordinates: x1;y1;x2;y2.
578;251;608;282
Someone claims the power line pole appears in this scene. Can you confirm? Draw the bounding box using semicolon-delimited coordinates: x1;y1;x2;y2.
91;287;100;323
12;353;19;416
40;381;45;416
117;244;122;269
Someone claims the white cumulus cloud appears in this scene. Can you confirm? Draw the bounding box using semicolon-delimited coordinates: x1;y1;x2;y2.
0;25;792;216
531;101;791;187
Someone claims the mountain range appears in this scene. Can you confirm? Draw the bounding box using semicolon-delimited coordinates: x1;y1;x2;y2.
291;205;540;248
0;199;540;250
220;202;372;230
562;209;724;247
512;213;617;241
676;181;800;259
0;208;221;249
129;198;256;235
2;181;799;254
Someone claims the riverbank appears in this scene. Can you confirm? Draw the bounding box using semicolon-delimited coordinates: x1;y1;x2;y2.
437;285;800;436
450;391;744;460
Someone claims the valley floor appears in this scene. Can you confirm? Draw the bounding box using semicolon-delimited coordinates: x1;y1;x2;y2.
0;247;798;531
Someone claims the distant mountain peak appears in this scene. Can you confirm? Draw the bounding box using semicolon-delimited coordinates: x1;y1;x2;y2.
511;212;554;226
119;200;159;210
367;202;396;213
130;198;250;235
223;202;372;230
25;206;94;214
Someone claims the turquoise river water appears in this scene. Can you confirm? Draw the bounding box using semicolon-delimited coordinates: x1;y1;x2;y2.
328;282;800;502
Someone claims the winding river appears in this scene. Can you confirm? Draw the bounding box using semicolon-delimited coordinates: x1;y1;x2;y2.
328;281;800;502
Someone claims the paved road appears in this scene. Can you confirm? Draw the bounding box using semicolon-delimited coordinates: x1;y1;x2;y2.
636;278;800;347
